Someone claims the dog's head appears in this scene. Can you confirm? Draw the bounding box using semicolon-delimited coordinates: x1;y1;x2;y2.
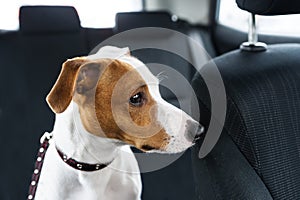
47;46;203;153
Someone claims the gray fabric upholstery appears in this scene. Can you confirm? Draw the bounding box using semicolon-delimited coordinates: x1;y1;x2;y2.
20;6;80;34
192;44;300;199
115;11;174;32
236;0;300;15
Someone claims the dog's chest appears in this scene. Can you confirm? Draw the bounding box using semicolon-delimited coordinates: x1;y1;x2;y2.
35;144;142;200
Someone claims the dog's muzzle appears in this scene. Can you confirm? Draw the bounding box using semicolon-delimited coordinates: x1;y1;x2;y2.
185;120;205;143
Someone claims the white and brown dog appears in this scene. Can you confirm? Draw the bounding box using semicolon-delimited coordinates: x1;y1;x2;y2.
34;46;203;200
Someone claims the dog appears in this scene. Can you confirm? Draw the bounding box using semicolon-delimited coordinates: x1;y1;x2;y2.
34;46;203;200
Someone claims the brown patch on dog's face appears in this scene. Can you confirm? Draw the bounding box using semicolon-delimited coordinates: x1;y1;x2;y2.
69;58;170;152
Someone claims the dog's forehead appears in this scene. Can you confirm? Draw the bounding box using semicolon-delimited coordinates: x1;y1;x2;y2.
87;46;158;86
118;56;158;85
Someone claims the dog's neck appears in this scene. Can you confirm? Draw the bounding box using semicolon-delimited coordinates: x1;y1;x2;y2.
52;101;119;164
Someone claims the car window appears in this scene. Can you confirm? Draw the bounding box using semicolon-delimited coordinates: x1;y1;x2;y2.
219;0;300;37
0;0;142;30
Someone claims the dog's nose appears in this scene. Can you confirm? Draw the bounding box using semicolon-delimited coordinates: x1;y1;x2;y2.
185;120;205;142
194;125;205;142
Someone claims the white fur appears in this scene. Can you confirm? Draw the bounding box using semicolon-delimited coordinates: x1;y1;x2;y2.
87;46;130;60
36;46;199;200
35;102;142;200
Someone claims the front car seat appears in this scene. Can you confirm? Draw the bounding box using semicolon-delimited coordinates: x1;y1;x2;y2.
191;0;300;199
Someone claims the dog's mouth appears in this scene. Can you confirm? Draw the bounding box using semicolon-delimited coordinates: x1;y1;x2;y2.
141;145;156;151
104;124;204;153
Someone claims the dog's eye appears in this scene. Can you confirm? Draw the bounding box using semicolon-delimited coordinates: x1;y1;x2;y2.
129;92;145;107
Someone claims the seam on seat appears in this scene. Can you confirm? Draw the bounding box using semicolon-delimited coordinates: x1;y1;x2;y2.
197;91;261;175
225;94;261;174
195;96;272;198
195;83;261;174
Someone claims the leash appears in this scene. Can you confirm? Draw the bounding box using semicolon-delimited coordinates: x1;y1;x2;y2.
27;132;53;200
27;132;110;199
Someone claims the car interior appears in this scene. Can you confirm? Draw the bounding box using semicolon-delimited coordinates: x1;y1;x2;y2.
1;0;300;199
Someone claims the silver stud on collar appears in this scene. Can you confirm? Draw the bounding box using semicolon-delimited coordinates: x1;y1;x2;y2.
77;164;82;169
39;147;44;153
95;164;100;170
37;157;42;162
31;181;36;186
34;169;39;174
63;155;67;162
28;194;33;200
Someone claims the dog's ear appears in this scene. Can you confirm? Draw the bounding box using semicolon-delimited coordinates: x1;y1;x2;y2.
46;57;88;113
76;62;101;95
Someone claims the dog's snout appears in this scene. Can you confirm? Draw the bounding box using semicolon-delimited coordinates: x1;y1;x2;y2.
194;125;204;142
195;125;204;136
185;120;205;142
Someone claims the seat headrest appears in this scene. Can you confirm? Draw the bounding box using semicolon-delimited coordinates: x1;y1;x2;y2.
115;11;174;32
236;0;300;15
19;6;81;34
